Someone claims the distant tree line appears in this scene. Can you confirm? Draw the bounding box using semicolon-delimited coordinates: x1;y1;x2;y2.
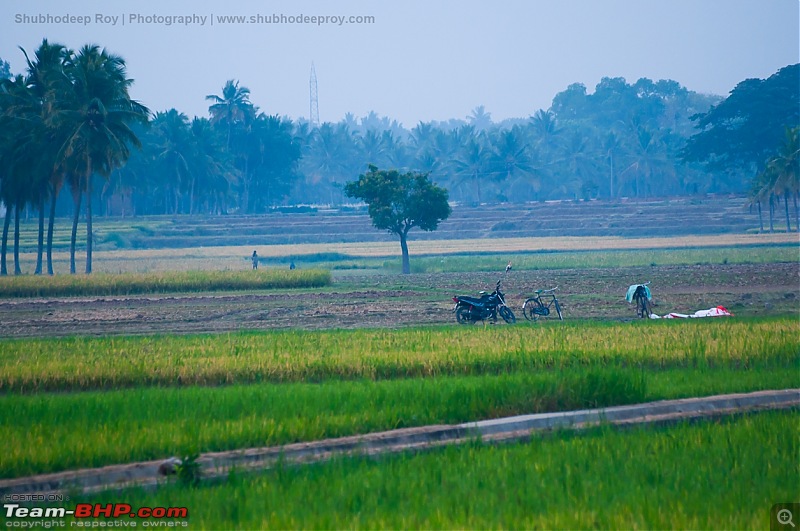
1;38;797;276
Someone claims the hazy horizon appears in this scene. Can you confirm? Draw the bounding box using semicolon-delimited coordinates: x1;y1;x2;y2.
1;0;798;127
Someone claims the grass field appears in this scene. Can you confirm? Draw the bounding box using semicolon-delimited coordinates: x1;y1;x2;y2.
1;319;796;392
51;410;798;529
0;268;331;297
1;318;796;478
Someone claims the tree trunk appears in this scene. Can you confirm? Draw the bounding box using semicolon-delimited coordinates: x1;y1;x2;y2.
399;229;410;275
768;194;775;233
85;169;93;275
35;192;45;275
1;205;10;275
609;152;614;199
189;177;195;215
756;200;764;233
241;157;250;213
783;193;791;233
13;204;22;275
47;186;59;275
794;192;799;233
70;182;82;275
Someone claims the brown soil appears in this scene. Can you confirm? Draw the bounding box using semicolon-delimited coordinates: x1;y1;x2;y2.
1;262;797;338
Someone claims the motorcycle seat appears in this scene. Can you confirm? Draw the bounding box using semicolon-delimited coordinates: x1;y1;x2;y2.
457;295;492;305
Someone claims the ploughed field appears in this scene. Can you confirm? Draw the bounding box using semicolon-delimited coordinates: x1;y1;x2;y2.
0;261;796;338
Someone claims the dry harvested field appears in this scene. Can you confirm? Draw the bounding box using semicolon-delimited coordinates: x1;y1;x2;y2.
6;232;798;274
1;261;796;338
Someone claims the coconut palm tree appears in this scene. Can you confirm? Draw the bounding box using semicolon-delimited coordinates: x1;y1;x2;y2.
56;45;150;274
467;105;492;131
451;135;491;203
0;74;44;275
152;109;192;214
205;80;254;150
19;39;70;274
760;126;800;232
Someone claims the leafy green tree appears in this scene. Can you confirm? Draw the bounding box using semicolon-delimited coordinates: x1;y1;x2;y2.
683;64;799;225
345;165;451;274
682;64;799;176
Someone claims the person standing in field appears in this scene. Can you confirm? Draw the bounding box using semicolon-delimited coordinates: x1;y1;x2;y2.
252;250;259;270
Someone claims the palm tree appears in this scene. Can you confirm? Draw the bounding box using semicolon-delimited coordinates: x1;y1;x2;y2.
0;74;43;276
20;39;70;274
57;45;150;274
490;127;535;200
188;117;231;214
467;105;492;131
618;125;670;198
451;134;491;203
205;80;254;150
761;126;799;232
152;109;192;214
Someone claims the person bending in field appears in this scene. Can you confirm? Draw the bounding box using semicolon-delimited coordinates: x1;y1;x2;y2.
252;250;259;270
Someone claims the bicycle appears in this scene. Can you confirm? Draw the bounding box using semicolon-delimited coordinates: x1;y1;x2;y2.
522;287;563;321
629;282;653;318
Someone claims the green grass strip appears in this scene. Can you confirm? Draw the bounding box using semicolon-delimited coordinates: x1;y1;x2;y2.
56;410;798;529
381;246;799;273
1;366;796;479
0;318;796;393
0;269;331;298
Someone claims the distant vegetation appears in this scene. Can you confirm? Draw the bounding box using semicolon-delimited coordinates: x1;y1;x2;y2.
1;38;797;276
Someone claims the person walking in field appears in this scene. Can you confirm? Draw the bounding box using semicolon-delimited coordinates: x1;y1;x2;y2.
252;250;259;270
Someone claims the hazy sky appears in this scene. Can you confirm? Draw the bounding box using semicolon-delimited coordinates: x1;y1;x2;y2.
1;1;798;127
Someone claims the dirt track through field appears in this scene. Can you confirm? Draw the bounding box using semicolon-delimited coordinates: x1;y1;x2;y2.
0;262;797;338
1;389;796;498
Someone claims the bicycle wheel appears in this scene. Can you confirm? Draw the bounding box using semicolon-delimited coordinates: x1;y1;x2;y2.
499;306;516;324
554;300;563;320
523;298;540;321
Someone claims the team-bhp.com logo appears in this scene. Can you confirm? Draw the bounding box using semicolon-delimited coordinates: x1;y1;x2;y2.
4;503;189;527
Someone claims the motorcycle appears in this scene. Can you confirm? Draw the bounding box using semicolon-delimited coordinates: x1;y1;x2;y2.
452;280;516;324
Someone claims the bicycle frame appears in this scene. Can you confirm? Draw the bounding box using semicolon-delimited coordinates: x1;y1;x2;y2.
523;288;563;321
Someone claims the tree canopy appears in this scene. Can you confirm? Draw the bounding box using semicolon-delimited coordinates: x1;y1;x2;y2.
682;64;799;174
345;165;451;274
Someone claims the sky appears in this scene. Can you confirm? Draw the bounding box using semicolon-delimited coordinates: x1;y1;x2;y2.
1;0;798;128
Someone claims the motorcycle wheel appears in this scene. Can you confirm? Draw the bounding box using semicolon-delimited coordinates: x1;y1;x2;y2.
455;305;472;324
499;306;516;324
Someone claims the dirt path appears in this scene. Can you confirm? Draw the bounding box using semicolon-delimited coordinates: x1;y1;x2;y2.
0;263;797;338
